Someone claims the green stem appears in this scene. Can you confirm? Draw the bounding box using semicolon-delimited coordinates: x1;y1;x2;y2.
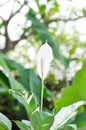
40;78;44;111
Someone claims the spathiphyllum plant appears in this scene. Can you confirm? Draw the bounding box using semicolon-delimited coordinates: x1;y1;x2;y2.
0;42;86;130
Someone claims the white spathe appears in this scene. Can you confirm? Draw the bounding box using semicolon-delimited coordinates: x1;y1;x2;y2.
36;42;53;80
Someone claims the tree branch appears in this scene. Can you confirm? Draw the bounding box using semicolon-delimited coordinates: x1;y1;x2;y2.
46;15;85;24
12;30;36;45
9;0;28;21
0;0;29;53
0;30;36;53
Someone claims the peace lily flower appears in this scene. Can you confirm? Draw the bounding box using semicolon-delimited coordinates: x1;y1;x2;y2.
36;41;53;111
36;41;53;80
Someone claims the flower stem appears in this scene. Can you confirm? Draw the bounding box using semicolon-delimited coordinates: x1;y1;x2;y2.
40;78;44;111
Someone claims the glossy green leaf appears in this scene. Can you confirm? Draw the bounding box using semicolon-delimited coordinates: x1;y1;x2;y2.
31;111;54;130
54;62;86;111
72;111;86;128
25;69;41;101
10;89;37;117
15;121;30;130
0;70;10;88
22;120;31;127
0;53;41;100
50;101;86;130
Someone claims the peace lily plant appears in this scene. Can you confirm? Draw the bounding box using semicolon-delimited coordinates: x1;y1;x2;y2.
0;42;86;130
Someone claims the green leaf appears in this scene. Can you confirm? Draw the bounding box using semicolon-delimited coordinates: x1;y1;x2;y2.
59;125;76;130
0;125;6;130
15;121;30;130
22;120;31;127
0;88;8;94
0;70;10;88
63;63;86;101
0;113;12;130
26;9;69;67
0;53;41;100
31;111;54;130
54;62;86;111
0;53;39;117
9;76;24;91
39;5;46;15
50;101;86;130
0;53;9;71
25;69;41;101
72;111;86;128
10;89;37;117
35;0;46;16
